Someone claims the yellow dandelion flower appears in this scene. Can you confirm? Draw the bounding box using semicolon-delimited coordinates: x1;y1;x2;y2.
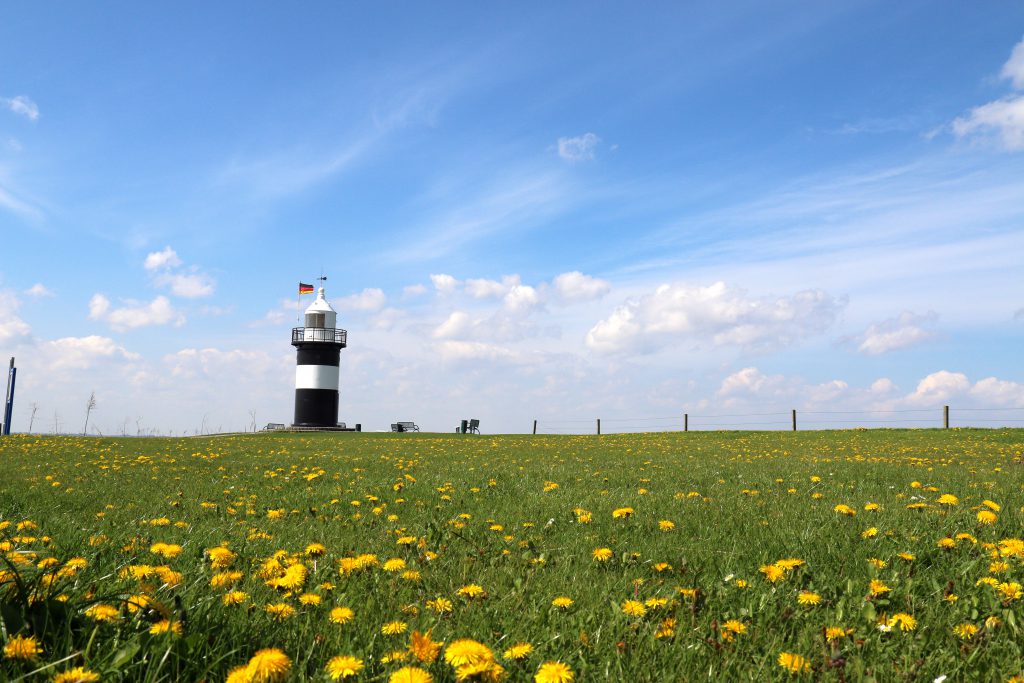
867;558;886;569
997;582;1023;602
389;667;432;683
977;510;998;525
207;547;236;568
658;520;675;532
504;642;533;660
211;571;243;588
612;507;634;519
888;613;917;632
535;661;574;683
868;579;891;596
223;591;248;606
861;527;878;539
265;603;295;621
953;623;978;640
777;652;810;674
52;667;101;683
983;500;1001;512
722;619;747;636
621;599;647;618
655;617;677;639
426;597;453;614
937;494;959;506
864;503;879;511
85;604;120;622
247;648;291;683
824;626;847;642
3;634;42;660
383;558;407;572
760;564;785;583
381;651;408;664
552;596;574;609
409;630;443;664
457;584;486;599
833;504;856;516
897;552;915;561
444;639;494;668
382;620;408;636
298;593;321;606
305;543;326;556
149;619;183;636
937;537;956;549
797;591;821;606
592;547;613;562
326;655;363;680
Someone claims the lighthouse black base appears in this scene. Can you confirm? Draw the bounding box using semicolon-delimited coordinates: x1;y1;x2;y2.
293;388;339;428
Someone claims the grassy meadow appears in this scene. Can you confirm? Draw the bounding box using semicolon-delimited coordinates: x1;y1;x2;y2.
1;429;1023;682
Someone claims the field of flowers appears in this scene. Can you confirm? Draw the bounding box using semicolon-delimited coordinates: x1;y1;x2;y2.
1;429;1023;682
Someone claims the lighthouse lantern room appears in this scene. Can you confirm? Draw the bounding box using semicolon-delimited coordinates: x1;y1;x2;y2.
292;285;347;427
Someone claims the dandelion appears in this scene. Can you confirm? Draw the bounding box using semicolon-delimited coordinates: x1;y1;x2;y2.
864;503;879;511
953;623;978;640
326;655;363;680
983;500;1001;511
886;613;917;632
897;552;915;561
211;571;243;588
149;619;183;636
265;603;295;621
777;652;810;674
223;591;248;606
621;599;647;618
445;639;494;667
52;668;101;683
592;547;613;562
721;619;747;641
861;527;878;539
833;504;856;516
3;634;42;661
535;661;574;683
382;620;408;636
611;507;634;519
389;667;432;683
426;597;453;614
977;510;998;525
824;626;847;642
457;584;486;599
383;558;407;572
655;617;677;639
504;643;533;660
299;593;321;606
658;520;675;532
305;543;326;556
552;596;574;609
937;537;956;550
797;591;821;606
85;604;120;622
247;648;291;682
868;580;891;596
937;494;959;506
760;564;786;583
997;582;1023;602
409;630;443;664
867;558;886;569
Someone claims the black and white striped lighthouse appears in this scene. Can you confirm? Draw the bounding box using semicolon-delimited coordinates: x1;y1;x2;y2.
292;284;347;428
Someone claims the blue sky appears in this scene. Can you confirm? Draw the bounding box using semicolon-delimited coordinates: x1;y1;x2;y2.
2;2;1023;434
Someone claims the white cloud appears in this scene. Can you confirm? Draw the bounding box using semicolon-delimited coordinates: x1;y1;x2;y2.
144;246;182;271
553;271;610;303
0;290;31;343
42;336;139;371
435;340;525;365
557;133;601;162
430;273;460;294
952;95;1024;151
89;295;185;332
1001;35;1024;89
1;95;39;121
24;283;54;298
402;284;427;298
586;281;843;354
853;310;937;355
970;377;1024;407
433;311;472;339
870;378;897;395
164;347;281;380
503;284;542;313
336;288;387;312
465;275;519;299
154;272;215;298
903;371;971;406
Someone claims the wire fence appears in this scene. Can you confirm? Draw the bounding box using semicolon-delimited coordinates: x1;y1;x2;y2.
532;406;1024;435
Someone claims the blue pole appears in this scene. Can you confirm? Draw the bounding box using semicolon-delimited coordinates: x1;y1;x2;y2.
3;366;14;435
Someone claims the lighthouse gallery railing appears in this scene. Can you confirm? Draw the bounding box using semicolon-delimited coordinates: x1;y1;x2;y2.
292;327;347;345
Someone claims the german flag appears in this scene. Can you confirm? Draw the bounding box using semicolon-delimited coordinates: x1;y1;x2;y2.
299;282;315;295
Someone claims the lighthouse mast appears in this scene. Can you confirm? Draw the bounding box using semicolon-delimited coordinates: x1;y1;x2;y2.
292;280;347;428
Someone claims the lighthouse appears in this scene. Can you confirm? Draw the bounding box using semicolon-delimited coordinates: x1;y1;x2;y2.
292;284;347;428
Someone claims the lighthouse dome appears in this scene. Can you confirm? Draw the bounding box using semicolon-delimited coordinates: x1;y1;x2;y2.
303;287;337;330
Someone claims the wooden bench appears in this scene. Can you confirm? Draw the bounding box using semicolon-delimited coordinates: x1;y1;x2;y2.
391;421;419;433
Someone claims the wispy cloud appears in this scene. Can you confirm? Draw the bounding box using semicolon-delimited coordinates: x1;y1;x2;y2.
0;95;39;121
557;133;601;162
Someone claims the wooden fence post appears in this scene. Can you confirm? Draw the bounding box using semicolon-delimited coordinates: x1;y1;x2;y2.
792;409;797;432
944;405;949;429
596;418;601;435
684;413;688;432
532;419;537;435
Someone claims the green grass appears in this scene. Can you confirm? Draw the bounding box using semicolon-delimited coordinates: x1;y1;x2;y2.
2;429;1023;682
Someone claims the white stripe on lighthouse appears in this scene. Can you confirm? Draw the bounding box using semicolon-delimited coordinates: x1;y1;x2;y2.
295;365;339;390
